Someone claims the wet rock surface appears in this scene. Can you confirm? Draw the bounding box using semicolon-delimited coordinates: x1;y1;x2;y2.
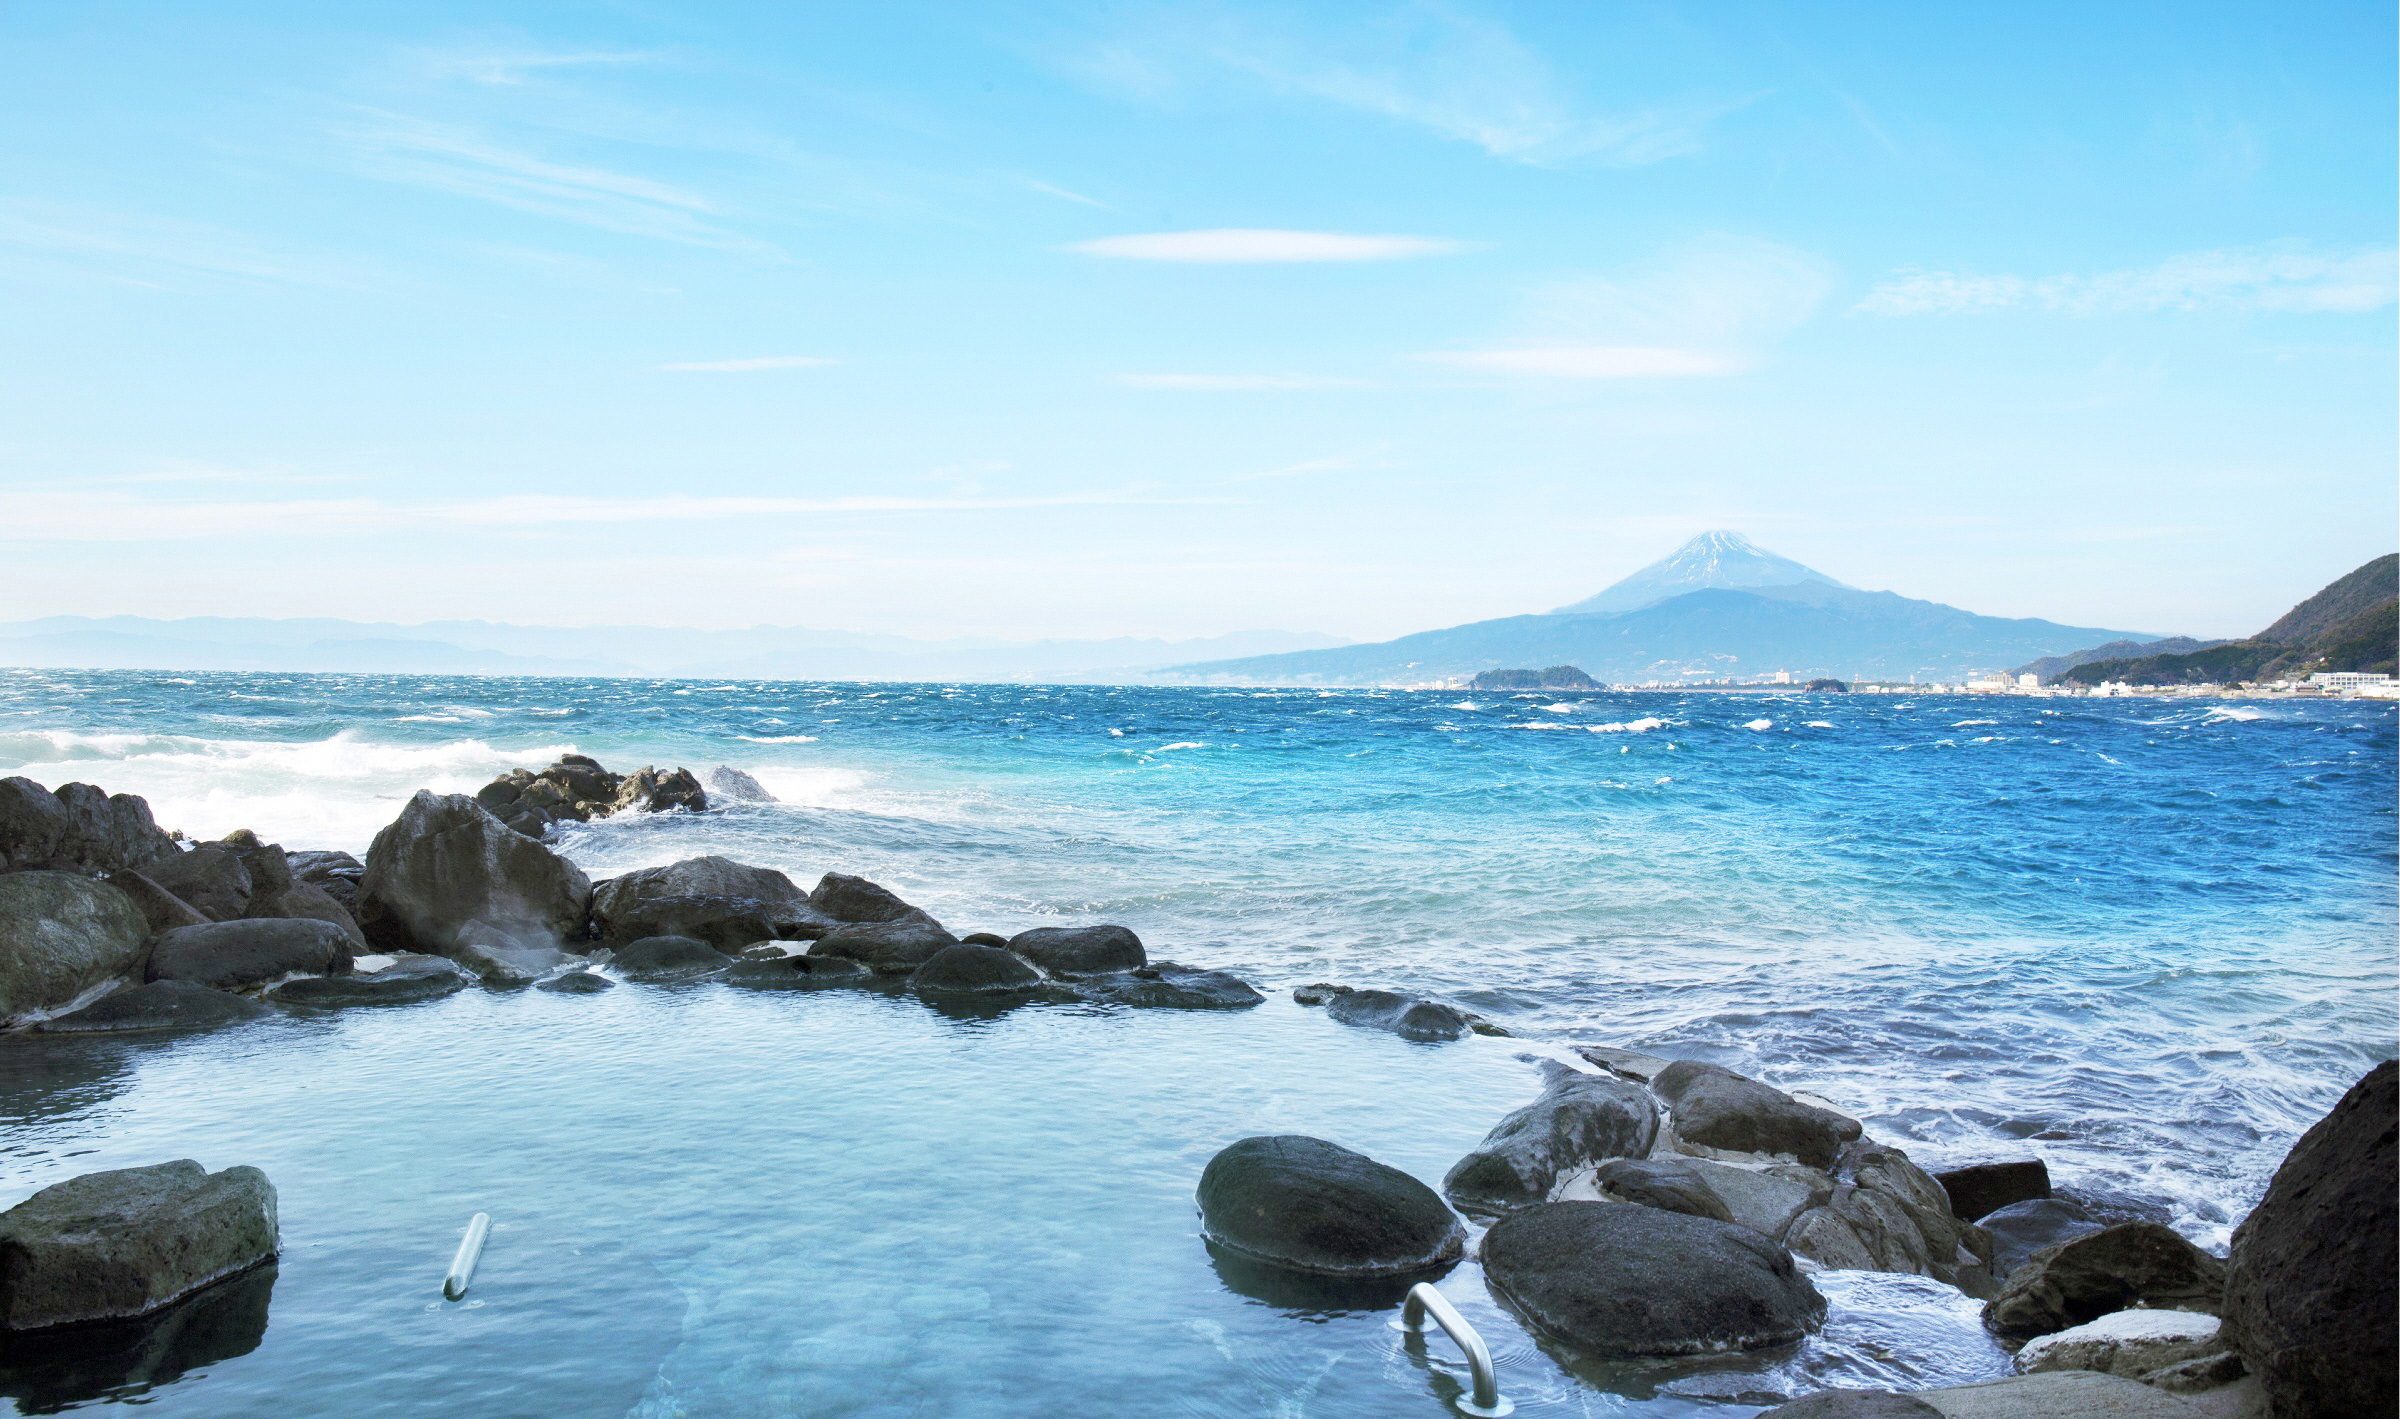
808;918;960;976
0;1261;274;1411
474;755;708;837
808;872;926;925
146;918;353;990
1442;1064;1659;1215
1068;962;1263;1010
609;935;733;980
1982;1223;2227;1342
1653;1059;1860;1168
589;855;831;950
1007;925;1144;977
1480;1200;1825;1357
266;957;469;1006
1936;1160;2051;1222
1977;1198;2106;1282
1587;1157;1735;1221
0;872;150;1026
705;765;776;803
910;943;1042;995
34;981;270;1034
2014;1308;2222;1379
357;791;592;958
0;777;179;877
536;967;615;994
1783;1140;1992;1295
2219;1059;2395;1419
1196;1135;1463;1278
0;1160;278;1331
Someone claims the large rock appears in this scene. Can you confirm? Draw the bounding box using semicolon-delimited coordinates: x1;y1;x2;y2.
611;766;706;815
285;849;363;913
588;856;831;951
910;944;1041;995
2219;1059;2396;1418
34;982;270;1035
356;791;591;957
475;754;625;836
2014;1308;2223;1378
108;871;212;937
1070;962;1263;1009
0;1160;277;1331
1007;925;1143;977
705;766;776;803
1982;1223;2228;1342
146;919;352;990
1978;1198;2105;1282
808;872;927;925
607;935;732;980
808;918;959;976
266;956;469;1006
1480;1201;1824;1356
0;778;178;877
1937;1160;2051;1221
1909;1369;2216;1417
1195;1135;1463;1277
1652;1059;1860;1168
1783;1140;1990;1293
1587;1157;1735;1222
0;873;150;1027
0;1259;274;1409
143;845;254;922
1443;1065;1660;1216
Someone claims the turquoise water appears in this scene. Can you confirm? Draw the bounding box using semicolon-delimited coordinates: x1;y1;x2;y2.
2;671;2394;1415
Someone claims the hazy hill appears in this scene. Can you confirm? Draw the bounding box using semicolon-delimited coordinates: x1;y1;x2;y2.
2013;637;2224;683
1166;535;2144;686
2056;554;2399;686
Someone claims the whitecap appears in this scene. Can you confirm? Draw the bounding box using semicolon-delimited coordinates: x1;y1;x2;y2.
1108;728;1125;737
1446;702;1480;711
1156;741;1204;751
1952;719;1998;727
737;735;820;744
1513;722;1573;730
1806;721;1835;729
1745;719;1773;731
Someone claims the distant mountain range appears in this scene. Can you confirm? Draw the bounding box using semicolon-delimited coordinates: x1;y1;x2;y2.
2046;554;2397;686
0;616;1349;682
1164;532;2159;686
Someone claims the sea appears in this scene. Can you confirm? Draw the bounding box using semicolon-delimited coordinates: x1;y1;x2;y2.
1;669;2393;1417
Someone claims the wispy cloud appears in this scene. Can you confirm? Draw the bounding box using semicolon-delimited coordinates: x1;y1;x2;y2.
1071;228;1457;263
414;47;659;87
336;111;758;248
1426;235;1833;378
1856;245;2398;317
1024;178;1112;209
1116;372;1366;390
0;200;373;291
1063;3;1742;166
659;356;840;372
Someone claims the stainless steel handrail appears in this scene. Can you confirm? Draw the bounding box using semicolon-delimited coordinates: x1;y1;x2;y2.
443;1212;491;1300
1392;1281;1513;1417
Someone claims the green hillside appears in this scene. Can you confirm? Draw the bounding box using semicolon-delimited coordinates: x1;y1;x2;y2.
2059;555;2398;686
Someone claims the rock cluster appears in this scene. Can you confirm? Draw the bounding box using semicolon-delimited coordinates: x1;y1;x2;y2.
1291;981;1507;1040
473;754;705;838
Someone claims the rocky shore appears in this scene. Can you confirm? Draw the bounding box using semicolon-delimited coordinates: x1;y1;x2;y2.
1;760;2391;1416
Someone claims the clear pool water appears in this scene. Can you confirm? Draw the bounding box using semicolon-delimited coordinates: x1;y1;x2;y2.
1;672;2392;1415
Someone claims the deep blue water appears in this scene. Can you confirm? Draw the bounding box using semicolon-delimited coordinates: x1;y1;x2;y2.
2;671;2393;1416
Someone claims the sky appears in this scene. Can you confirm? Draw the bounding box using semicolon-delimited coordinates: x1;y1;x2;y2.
1;0;2393;643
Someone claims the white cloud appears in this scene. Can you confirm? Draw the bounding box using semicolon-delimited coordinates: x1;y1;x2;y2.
1070;228;1456;263
1423;346;1741;378
1856;245;2399;317
659;356;840;372
0;200;373;291
1065;3;1739;166
1116;373;1366;390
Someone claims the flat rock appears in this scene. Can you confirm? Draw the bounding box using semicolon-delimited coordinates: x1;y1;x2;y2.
1979;1198;2105;1282
1480;1200;1825;1356
1586;1157;1734;1222
1006;925;1144;977
1323;988;1471;1042
1653;1059;1860;1169
0;1160;277;1331
588;855;832;950
1758;1392;1943;1418
808;917;959;975
1443;1066;1659;1215
535;968;614;994
1575;1044;1674;1082
1939;1160;2052;1222
609;934;732;980
33;982;269;1035
0;872;150;1027
2016;1309;2222;1379
1070;962;1263;1009
356;791;591;957
146;918;353;990
1915;1369;2222;1418
910;944;1041;995
1983;1223;2228;1342
2219;1059;2395;1419
266;957;469;1006
1195;1135;1463;1278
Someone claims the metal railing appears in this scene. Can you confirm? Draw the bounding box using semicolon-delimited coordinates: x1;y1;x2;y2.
1392;1281;1512;1417
443;1212;491;1301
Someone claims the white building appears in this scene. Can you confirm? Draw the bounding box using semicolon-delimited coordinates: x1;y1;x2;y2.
2310;672;2397;691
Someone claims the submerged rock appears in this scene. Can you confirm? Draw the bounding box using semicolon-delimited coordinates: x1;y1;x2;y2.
1982;1222;2227;1342
0;1160;278;1332
705;766;776;803
1443;1065;1659;1216
1480;1201;1824;1357
2219;1059;2396;1418
608;935;732;980
1196;1135;1462;1278
450;921;573;986
910;944;1041;995
356;791;592;958
146;919;352;991
1070;962;1263;1010
809;918;959;976
0;872;150;1027
0;1260;274;1411
1936;1159;2051;1222
35;982;269;1035
536;967;615;994
1006;925;1144;977
2014;1308;2223;1379
589;856;832;950
267;957;469;1007
1652;1059;1860;1168
1325;988;1471;1042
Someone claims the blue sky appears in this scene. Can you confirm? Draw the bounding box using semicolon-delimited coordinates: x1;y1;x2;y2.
2;0;2392;641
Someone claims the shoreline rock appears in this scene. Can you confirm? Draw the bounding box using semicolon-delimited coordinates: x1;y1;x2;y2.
0;873;151;1028
357;791;592;959
0;1160;278;1332
1196;1135;1463;1278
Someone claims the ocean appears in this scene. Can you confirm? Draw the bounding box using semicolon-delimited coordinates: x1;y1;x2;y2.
2;669;2392;1417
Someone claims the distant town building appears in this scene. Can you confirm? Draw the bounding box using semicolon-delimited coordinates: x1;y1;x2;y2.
2310;672;2397;690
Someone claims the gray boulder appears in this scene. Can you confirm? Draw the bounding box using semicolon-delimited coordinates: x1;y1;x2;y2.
0;872;151;1027
1443;1066;1659;1216
143;845;253;922
1757;1393;1941;1418
609;935;732;980
285;849;364;913
611;766;706;815
245;877;365;949
266;957;468;1006
35;982;270;1034
2219;1059;2395;1418
1936;1159;2051;1222
108;870;212;938
2014;1308;2223;1378
588;856;831;951
1783;1140;1990;1293
1070;962;1263;1010
705;766;776;803
356;791;591;957
1982;1223;2228;1342
910;944;1041;995
808;918;959;976
1196;1135;1463;1277
146;919;352;990
808;872;925;924
0;1160;277;1331
1325;988;1471;1042
1652;1059;1860;1168
0;778;178;876
1589;1157;1735;1222
1007;925;1143;977
1481;1201;1825;1356
536;968;614;994
1978;1198;2105;1282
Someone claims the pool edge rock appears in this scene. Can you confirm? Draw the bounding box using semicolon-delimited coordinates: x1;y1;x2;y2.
1196;1135;1463;1278
0;1160;278;1332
